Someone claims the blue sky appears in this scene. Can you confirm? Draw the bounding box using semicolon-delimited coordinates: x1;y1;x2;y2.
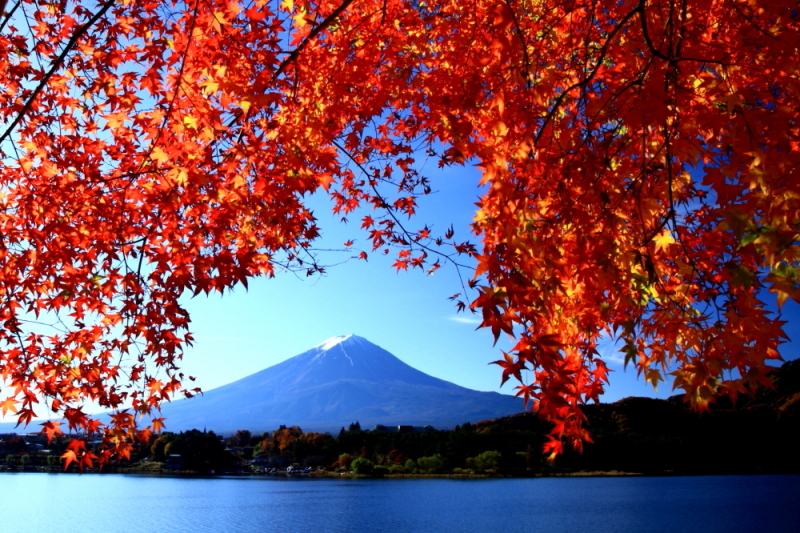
177;163;800;405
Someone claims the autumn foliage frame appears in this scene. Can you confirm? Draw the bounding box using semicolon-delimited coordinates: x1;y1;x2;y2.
1;0;799;466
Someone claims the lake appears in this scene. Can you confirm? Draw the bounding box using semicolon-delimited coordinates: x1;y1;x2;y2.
0;474;798;532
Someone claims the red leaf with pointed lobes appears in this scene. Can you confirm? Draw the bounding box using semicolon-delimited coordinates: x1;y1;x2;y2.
245;6;266;20
490;351;527;386
115;441;133;461
151;417;167;433
62;439;87;471
84;418;105;436
15;408;36;428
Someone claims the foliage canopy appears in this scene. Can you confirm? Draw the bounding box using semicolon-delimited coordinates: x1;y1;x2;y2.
1;0;799;463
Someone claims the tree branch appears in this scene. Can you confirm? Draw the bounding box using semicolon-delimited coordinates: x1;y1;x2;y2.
0;0;21;33
0;0;117;146
273;0;357;79
534;6;639;146
637;0;670;61
502;0;532;87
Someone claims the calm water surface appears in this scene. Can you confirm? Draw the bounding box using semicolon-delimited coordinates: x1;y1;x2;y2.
0;474;798;533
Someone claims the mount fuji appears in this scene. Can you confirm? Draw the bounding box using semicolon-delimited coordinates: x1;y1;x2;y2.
150;334;525;433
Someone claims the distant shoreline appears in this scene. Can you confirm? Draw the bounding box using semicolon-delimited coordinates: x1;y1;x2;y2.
0;462;643;477
0;466;722;478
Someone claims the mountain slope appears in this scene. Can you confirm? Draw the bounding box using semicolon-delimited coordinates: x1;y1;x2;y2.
152;335;524;433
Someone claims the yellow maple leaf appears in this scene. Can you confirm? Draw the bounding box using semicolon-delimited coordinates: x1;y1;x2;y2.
104;112;128;129
150;146;169;164
654;230;676;252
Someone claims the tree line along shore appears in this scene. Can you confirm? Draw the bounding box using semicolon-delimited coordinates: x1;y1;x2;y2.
2;361;797;477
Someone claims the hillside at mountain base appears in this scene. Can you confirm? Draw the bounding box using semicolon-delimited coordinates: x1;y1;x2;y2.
474;359;800;475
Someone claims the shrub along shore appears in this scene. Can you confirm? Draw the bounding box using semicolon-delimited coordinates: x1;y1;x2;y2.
2;361;797;477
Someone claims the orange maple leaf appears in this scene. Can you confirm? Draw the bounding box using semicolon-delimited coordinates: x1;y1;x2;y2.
0;397;19;417
40;420;64;442
150;417;167;433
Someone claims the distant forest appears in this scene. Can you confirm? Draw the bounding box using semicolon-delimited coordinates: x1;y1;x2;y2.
2;360;797;476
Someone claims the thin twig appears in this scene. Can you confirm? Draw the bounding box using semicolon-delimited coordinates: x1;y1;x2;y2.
0;0;118;146
534;6;640;146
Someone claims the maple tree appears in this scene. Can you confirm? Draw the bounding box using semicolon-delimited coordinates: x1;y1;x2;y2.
1;0;799;466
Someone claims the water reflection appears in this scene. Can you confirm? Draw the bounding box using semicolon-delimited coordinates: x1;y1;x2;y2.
0;474;797;533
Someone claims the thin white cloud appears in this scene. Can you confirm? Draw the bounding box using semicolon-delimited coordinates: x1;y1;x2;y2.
596;336;629;366
603;352;627;366
448;316;482;325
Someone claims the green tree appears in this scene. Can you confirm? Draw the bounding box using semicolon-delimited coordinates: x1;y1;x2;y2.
351;457;374;476
472;451;502;472
150;433;177;462
416;454;445;473
178;430;230;471
150;429;230;471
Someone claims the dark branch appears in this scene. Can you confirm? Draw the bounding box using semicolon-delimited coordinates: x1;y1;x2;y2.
637;0;670;61
273;0;357;79
534;6;640;146
0;0;117;146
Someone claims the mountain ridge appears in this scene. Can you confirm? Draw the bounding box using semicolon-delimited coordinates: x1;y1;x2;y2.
142;334;524;433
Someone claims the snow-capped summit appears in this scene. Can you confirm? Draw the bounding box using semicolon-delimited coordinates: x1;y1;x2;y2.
149;335;523;433
291;334;445;384
313;334;354;351
310;334;363;365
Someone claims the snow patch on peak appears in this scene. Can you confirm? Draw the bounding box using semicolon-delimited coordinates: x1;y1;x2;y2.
314;335;353;352
310;335;358;365
340;343;354;366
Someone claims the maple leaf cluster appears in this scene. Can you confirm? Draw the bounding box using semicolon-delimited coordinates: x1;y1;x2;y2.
1;0;799;464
